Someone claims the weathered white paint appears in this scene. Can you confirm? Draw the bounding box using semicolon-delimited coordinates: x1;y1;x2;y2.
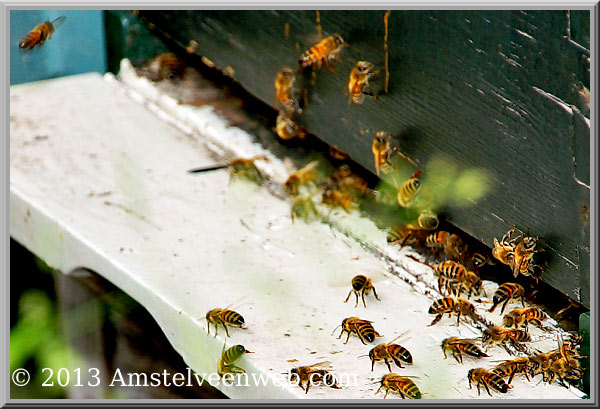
9;71;585;400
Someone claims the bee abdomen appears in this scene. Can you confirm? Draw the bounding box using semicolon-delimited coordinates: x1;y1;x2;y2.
388;344;413;364
222;310;245;326
352;275;367;291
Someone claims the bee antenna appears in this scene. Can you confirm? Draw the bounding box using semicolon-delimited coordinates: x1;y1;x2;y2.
357;354;370;359
331;324;342;336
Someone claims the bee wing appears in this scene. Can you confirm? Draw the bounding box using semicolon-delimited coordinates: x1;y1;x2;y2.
51;16;67;29
387;329;411;344
306;361;333;370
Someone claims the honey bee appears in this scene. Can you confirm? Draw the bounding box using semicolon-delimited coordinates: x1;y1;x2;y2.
289;361;341;394
491;357;530;385
284;161;320;196
205;307;247;337
344;275;381;308
427;297;475;327
372;131;391;176
441;337;489;364
290;193;319;223
329;145;349;160
376;374;422;399
543;335;584;385
335;317;382;345
275;111;308;141
467;368;510;396
488;283;525;314
274;67;301;113
299;34;347;71
397;170;422;208
415;210;439;231
452;271;485;299
470;252;495;272
492;227;518;266
386;226;428;248
19;16;66;50
444;233;466;261
144;52;186;82
322;186;356;212
217;343;253;377
367;331;413;371
527;352;555;380
502;307;547;331
348;61;378;104
425;231;450;250
434;261;468;294
481;326;531;353
511;236;542;280
187;155;268;184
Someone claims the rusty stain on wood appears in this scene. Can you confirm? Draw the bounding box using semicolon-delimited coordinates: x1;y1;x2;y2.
284;22;290;40
316;10;322;39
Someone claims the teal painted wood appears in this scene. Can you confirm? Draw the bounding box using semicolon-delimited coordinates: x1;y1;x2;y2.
132;10;590;307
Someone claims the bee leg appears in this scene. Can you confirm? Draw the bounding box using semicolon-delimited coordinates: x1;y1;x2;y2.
488;303;497;313
344;290;353;304
325;59;336;73
361;291;367;308
476;383;481;396
376;384;383;395
344;331;352;344
372;286;381;301
507;369;516;385
371;358;376;372
384;388;389;399
428;314;442;327
520;296;525;308
500;300;510;315
223;321;230;338
305;379;311;394
207;321;211;335
385;359;392;372
354;292;360;308
337;328;345;340
483;381;492;397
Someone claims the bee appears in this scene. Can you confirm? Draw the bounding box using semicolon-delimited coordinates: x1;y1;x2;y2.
322;186;356;212
144;52;186;82
396;171;422;208
290;193;319;223
491;357;530;385
329;145;349;160
425;231;450;250
275;111;307;141
372;131;391;176
275;67;300;113
348;61;377;104
472;252;495;269
335;317;382;345
217;342;254;377
415;210;439;231
344;275;381;308
441;337;489;364
187;155;268;184
205;307;247;337
445;233;466;261
386;226;428;248
367;331;413;371
467;368;509;396
289;361;341;394
284;161;320;196
527;352;555;379
299;34;347;71
434;260;467;294
376;374;422;399
488;283;525;314
492;227;518;266
452;271;485;299
427;297;475;327
511;236;542;280
545;335;584;385
19;16;66;50
481;326;531;353
502;307;547;331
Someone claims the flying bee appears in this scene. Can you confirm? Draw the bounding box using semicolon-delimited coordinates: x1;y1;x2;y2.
335;317;382;344
491;357;530;385
416;210;439;231
331;165;370;198
441;337;489;364
511;235;541;279
289;361;341;394
274;67;301;113
502;307;547;331
348;61;378;104
19;16;66;50
284;160;320;196
144;52;186;82
396;170;422;208
329;145;349;160
371;131;392;176
366;331;413;371
467;368;509;396
488;283;525;314
275;111;307;141
427;297;475;327
187;155;269;184
217;342;253;377
376;374;422;399
205;307;247;337
445;233;466;261
299;34;347;71
344;275;381;308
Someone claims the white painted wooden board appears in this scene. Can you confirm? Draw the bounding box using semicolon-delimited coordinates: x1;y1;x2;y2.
9;72;584;400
